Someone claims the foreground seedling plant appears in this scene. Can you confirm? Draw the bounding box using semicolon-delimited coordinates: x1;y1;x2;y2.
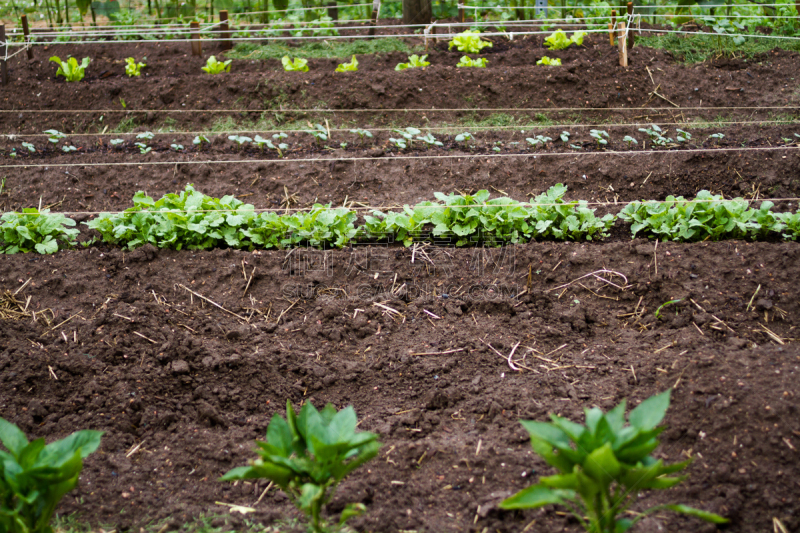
49;56;91;82
222;401;379;533
500;390;728;532
449;30;492;53
0;209;79;254
0;417;103;533
202;56;232;74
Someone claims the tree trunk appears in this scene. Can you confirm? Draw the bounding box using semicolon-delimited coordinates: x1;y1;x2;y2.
403;0;431;25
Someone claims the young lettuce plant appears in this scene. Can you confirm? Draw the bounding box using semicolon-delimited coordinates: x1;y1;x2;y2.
395;54;430;71
560;131;570;143
500;390;728;533
282;56;309;72
170;143;184;151
202;55;232;74
221;401;380;533
456;56;488;68
537;56;562;66
44;130;66;145
0;209;79;254
134;142;151;154
0;417;103;533
623;135;638;148
526;135;552;150
350;128;373;146
589;129;609;148
544;30;585;50
125;57;146;77
455;132;473;146
638;125;673;147
416;133;443;147
109;139;124;148
335;55;358;72
49;56;91;81
304;124;329;145
228;135;253;148
449;30;492;53
675;129;692;143
708;133;724;144
193;135;210;149
21;142;35;153
391;127;420;149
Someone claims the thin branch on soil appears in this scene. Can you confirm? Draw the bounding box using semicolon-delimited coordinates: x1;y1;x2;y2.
547;269;629;293
134;331;158;344
411;348;465;356
178;283;250;323
275;299;299;324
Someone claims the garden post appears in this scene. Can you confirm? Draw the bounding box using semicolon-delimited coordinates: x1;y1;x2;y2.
21;15;34;60
0;25;8;86
617;21;627;66
190;20;202;56
368;0;380;36
626;2;634;49
608;22;614;45
459;0;466;23
327;1;338;22
219;9;232;50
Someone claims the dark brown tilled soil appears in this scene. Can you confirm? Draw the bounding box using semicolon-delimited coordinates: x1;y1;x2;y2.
0;35;798;134
0;240;798;532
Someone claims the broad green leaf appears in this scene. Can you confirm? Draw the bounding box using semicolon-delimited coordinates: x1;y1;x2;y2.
499;484;574;509
0;417;29;457
339;502;366;525
628;390;671;431
583;443;621;487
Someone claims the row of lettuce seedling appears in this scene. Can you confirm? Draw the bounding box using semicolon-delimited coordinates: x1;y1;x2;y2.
1;184;798;254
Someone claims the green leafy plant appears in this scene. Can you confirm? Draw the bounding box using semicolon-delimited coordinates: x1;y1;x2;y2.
590;130;609;147
559;131;570;143
619;191;784;241
537;56;562;66
449;30;492;54
778;211;800;240
109;139;124;148
282;56;309;72
304;124;328;144
389;137;407;150
623;135;638;148
544;30;585;50
170;143;184;151
0;209;79;254
456;55;488;68
61;145;77;153
655;298;683;319
416;133;443;147
335;55;358;72
708;133;724;144
675;129;691;143
49;56;91;82
202;55;232;74
391;127;420;150
638;124;673;147
44;130;65;145
86;185;358;251
350;128;373;145
221;401;380;533
134;142;151;154
193;135;210;147
124;57;146;77
228;135;253;147
136;131;154;141
395;54;430;71
21;142;35;153
455;132;473;144
526;135;552;149
499;390;728;533
0;417;103;533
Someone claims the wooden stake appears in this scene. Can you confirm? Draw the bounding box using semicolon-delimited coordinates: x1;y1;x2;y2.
190;20;202;56
611;9;616;32
626;2;634;49
617;22;628;67
368;0;380;37
460;0;467;23
327;1;338;22
21;15;33;60
608;22;614;46
0;25;7;86
219;10;231;51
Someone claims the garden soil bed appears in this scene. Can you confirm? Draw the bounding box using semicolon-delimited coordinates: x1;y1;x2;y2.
1;35;798;134
1;240;799;532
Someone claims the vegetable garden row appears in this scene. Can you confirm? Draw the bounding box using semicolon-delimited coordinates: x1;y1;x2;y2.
1;18;799;533
3;185;800;255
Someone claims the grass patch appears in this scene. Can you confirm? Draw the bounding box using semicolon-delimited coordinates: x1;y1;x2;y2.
638;33;800;63
112;116;138;133
227;37;419;60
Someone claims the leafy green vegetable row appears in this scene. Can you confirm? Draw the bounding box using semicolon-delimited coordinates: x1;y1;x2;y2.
1;185;799;254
